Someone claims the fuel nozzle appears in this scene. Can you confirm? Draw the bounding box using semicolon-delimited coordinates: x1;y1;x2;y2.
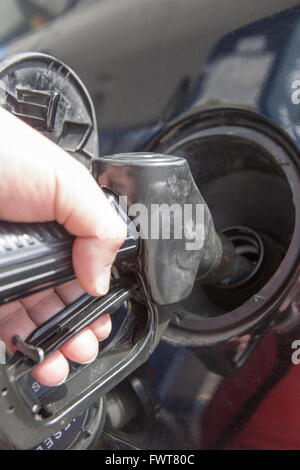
94;153;254;305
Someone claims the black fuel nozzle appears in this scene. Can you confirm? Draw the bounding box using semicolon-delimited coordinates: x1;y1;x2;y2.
93;152;253;305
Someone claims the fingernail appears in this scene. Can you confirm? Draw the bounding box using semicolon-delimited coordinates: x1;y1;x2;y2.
96;265;112;295
49;371;69;388
79;350;99;365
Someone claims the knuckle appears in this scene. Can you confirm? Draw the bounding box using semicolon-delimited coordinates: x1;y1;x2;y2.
108;236;125;254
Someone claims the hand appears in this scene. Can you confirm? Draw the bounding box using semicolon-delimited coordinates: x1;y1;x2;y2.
0;107;127;386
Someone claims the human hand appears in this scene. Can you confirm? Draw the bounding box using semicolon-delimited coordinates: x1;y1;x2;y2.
0;106;127;386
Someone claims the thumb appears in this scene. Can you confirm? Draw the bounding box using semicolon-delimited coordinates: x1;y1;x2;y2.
0;106;127;295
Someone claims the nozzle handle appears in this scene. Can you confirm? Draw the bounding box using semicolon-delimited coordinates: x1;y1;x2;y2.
0;191;139;305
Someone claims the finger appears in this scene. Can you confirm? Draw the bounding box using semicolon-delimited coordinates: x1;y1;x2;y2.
3;292;70;386
73;238;116;296
20;289;57;310
89;314;112;340
21;290;65;326
54;279;85;304
0;289;105;386
60;328;99;364
32;350;69;387
0;302;36;354
0;107;127;296
0;295;70;386
0;107;125;234
54;280;112;340
22;287;110;365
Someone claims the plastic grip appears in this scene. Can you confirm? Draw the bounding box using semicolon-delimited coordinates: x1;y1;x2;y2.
0;221;75;304
0;213;139;305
